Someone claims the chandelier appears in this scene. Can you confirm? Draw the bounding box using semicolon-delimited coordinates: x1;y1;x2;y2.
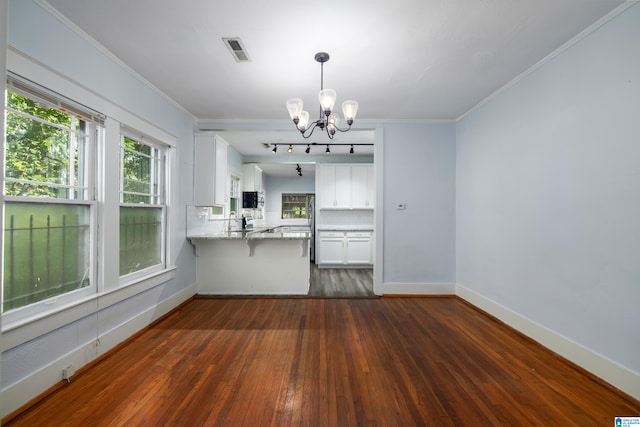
286;52;359;140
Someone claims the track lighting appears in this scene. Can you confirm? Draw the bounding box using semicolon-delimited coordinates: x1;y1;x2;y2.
270;142;373;154
295;164;302;176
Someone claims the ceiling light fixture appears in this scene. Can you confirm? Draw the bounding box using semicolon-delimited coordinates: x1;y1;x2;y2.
286;52;359;140
288;144;293;153
349;145;354;154
295;164;302;176
305;144;311;154
272;145;277;153
326;145;330;153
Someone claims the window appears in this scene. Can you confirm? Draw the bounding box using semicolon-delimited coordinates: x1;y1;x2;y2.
119;132;166;277
3;79;101;314
281;193;313;219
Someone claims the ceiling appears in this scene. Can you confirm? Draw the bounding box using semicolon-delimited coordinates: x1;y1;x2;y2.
42;0;625;174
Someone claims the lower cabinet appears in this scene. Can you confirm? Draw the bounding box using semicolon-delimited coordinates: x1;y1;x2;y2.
317;231;372;266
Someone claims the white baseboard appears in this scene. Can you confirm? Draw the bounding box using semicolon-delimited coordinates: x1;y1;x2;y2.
455;283;640;401
0;282;197;419
383;282;455;295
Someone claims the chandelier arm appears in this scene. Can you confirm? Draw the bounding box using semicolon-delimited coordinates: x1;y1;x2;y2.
332;123;353;133
300;121;320;139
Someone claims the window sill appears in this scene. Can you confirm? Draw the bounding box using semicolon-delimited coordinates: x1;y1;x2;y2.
1;267;177;352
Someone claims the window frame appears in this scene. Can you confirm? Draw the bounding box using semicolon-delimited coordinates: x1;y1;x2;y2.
281;193;314;220
2;78;102;325
2;55;178;348
118;128;169;284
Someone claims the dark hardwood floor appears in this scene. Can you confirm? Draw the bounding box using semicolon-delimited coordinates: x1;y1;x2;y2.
6;297;638;426
308;263;374;297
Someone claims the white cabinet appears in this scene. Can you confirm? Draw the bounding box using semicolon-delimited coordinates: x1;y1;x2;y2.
317;230;372;266
351;165;375;209
242;164;263;192
345;232;373;264
318;165;351;208
317;231;345;264
317;164;374;209
194;133;228;206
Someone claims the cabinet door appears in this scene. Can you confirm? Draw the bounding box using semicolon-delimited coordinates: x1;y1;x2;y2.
351;165;374;209
194;133;228;206
346;232;372;264
318;232;345;264
318;165;337;208
365;166;374;208
214;136;228;206
334;166;351;208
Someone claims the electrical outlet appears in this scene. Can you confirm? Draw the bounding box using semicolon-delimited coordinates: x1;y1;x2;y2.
62;365;75;380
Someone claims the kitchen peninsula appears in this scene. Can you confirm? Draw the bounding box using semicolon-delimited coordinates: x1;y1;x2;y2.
188;227;311;295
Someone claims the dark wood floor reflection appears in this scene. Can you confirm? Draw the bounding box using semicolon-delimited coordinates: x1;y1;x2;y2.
6;297;638;426
308;263;374;296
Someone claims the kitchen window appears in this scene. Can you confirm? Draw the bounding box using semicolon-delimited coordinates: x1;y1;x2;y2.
281;193;313;219
2;77;101;318
119;131;166;278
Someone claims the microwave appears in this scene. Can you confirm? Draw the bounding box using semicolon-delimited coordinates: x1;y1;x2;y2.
242;191;264;209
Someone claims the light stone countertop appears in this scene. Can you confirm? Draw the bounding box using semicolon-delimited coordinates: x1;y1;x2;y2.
187;229;311;241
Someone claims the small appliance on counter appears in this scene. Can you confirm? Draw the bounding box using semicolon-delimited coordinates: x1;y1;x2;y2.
242;191;264;209
242;214;254;231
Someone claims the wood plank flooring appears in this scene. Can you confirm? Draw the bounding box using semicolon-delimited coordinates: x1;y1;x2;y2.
6;297;638;426
308;264;374;297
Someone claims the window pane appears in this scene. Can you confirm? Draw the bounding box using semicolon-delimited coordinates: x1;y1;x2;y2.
5;91;87;199
119;206;163;276
282;193;312;219
2;202;91;312
121;136;160;204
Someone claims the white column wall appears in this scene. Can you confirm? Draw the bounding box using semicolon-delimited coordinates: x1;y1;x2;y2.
456;3;640;399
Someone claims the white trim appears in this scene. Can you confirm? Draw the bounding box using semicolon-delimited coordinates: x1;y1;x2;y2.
456;0;639;122
32;0;196;122
373;128;384;296
383;282;455;295
0;280;195;419
1;268;176;352
456;283;640;401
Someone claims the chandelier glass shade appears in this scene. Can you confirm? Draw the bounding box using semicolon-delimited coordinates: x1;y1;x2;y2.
286;52;358;139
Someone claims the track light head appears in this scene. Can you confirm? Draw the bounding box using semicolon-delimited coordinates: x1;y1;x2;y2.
349;145;354;154
305;145;311;154
288;144;293;153
272;145;277;153
326;145;330;153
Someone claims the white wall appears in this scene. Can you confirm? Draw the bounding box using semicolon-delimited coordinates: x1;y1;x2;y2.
263;174;315;225
382;123;457;294
456;3;640;399
1;0;197;417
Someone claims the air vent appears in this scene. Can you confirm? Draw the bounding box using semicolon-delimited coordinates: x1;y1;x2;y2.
222;37;251;62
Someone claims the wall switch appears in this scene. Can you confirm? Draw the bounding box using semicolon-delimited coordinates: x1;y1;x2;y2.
396;203;407;210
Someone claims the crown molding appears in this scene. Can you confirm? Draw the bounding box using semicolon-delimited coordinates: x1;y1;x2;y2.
456;0;639;122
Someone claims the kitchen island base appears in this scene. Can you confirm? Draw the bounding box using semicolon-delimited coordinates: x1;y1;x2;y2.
193;237;310;295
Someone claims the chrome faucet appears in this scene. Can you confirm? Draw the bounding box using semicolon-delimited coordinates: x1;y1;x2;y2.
227;211;237;232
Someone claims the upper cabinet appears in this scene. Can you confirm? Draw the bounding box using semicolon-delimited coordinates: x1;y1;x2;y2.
317;164;374;210
242;164;263;192
351;165;375;209
193;133;228;206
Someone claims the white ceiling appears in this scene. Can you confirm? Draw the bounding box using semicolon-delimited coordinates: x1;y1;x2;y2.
42;0;625;173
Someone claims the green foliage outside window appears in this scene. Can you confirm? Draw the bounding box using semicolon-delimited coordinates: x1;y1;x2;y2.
5;91;85;198
3;90;92;312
